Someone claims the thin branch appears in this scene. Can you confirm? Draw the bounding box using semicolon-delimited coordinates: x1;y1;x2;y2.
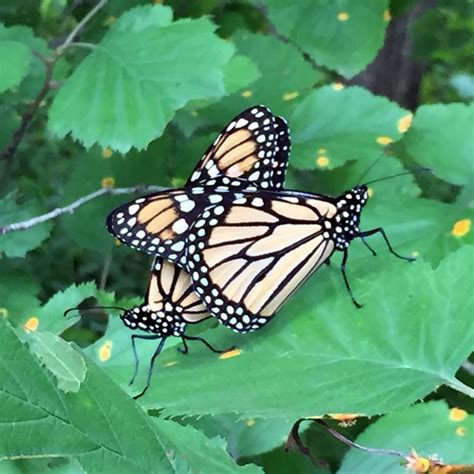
0;52;55;162
0;185;167;236
60;41;97;52
57;0;108;54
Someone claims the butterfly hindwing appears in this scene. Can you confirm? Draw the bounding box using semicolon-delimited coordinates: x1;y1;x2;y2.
186;191;338;333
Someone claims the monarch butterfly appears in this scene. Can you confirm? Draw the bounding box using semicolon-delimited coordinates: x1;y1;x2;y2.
106;106;291;397
107;105;290;263
121;258;236;399
185;182;414;333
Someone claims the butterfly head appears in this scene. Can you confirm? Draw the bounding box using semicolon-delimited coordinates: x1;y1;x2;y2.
121;304;186;337
331;185;369;250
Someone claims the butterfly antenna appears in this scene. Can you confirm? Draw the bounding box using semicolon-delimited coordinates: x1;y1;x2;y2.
356;150;387;185
64;306;127;318
363;167;432;186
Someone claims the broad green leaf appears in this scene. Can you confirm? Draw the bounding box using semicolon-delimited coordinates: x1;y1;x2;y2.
0;319;259;473
48;5;234;152
398;102;474;186
202;31;322;120
87;246;473;418
185;415;293;458
0;40;30;92
28;330;86;393
263;0;389;78
224;54;260;95
154;418;262;473
33;282;98;335
0;194;52;258
338;401;474;473
289;86;410;170
0;24;51;100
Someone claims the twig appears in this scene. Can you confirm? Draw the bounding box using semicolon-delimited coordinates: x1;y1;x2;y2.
99;245;113;290
0;52;54;162
0;185;166;236
57;0;108;55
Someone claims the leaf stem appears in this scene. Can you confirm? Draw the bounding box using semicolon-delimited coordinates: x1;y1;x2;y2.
57;0;108;55
0;185;167;236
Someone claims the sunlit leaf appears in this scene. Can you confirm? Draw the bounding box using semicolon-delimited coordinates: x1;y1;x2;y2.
48;5;234;152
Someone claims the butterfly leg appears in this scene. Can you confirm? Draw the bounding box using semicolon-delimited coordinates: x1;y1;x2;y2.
129;334;160;386
133;337;167;400
359;235;377;256
340;249;363;309
178;337;189;355
182;335;236;354
359;228;415;262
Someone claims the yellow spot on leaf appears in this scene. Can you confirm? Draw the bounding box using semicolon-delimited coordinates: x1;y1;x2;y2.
101;177;115;189
103;16;116;27
329;413;361;426
332;82;344;91
219;348;241;360
241;90;253;98
368;187;374;198
165;361;178;367
114;239;121;246
450;407;467;421
398;113;413;133
337;12;349;21
99;341;113;362
456;426;466;436
245;418;255;427
282;91;299;101
316;156;329;168
0;308;8;318
411;251;419;258
406;451;431;473
376;136;393;145
451;219;471;238
24;317;39;332
102;148;113;159
384;10;391;21
190;110;198;117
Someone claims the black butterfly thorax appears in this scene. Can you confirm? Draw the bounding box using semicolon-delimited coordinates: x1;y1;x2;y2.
121;303;186;337
327;185;369;251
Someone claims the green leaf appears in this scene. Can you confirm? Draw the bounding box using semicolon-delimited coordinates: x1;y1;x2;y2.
89;246;473;418
224;54;260;95
29;282;99;335
185;415;293;458
290;86;410;170
153;418;262;473
0;319;259;473
338;401;474;473
202;31;321;120
398;102;474;186
263;0;389;78
28;331;86;393
48;5;234;153
0;194;52;258
0;40;31;92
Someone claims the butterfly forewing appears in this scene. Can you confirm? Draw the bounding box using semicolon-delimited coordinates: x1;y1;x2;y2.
107;105;291;259
186;191;338;333
187;106;291;190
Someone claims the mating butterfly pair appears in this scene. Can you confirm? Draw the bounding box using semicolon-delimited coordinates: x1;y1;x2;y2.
107;106;412;398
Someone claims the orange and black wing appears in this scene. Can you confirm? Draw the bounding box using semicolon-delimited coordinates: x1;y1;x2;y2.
186;191;338;333
147;258;208;323
186;105;290;190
